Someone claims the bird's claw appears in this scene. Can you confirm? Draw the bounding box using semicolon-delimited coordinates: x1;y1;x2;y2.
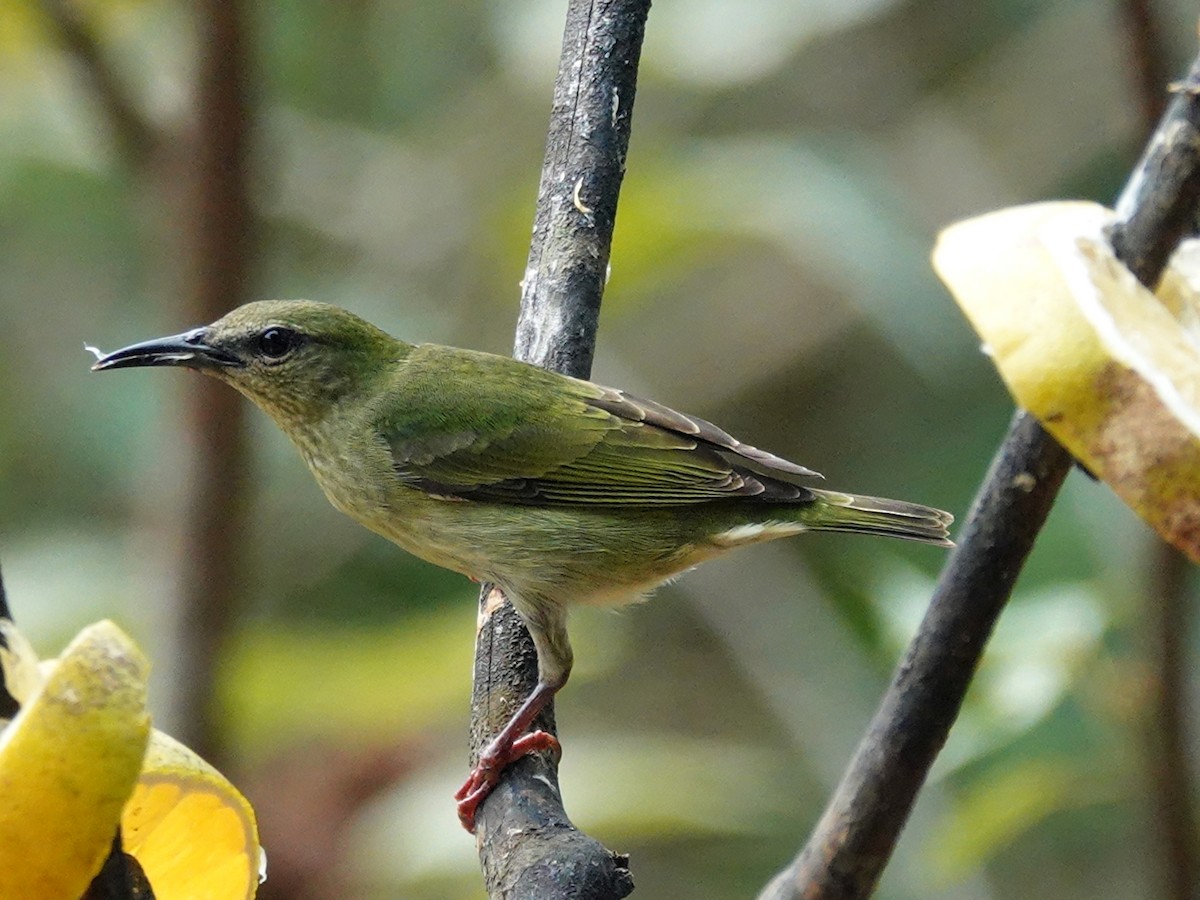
455;729;562;832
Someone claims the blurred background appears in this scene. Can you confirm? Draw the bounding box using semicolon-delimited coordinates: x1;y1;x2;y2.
1;0;1197;897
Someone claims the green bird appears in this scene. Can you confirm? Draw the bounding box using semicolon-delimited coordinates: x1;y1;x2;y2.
93;300;953;830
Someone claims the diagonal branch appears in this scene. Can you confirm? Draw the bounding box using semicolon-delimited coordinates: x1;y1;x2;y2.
759;47;1200;900
467;1;648;897
37;0;157;167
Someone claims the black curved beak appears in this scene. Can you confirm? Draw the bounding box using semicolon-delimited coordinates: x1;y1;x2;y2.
90;328;242;372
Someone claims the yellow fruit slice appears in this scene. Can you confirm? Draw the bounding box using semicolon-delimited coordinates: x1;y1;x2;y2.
122;729;264;900
0;620;151;898
933;200;1200;559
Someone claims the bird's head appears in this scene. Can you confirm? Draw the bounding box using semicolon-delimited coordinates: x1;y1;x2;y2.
93;300;407;427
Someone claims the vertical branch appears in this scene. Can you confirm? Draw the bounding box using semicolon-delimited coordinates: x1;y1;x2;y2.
1118;7;1199;898
467;1;647;897
172;0;253;763
759;49;1200;900
512;0;644;378
38;0;254;768
1144;543;1199;900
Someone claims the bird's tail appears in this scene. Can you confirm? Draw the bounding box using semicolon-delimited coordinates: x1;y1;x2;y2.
805;489;954;547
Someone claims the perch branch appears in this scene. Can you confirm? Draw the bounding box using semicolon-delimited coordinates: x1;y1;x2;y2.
759;48;1200;900
468;1;648;897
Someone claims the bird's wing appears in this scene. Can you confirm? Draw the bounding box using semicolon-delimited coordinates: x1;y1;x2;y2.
375;345;820;507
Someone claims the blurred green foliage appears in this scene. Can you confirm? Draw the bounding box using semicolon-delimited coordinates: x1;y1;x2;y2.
1;0;1196;897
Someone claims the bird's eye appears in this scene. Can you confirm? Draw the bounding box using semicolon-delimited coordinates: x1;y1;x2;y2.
257;327;301;360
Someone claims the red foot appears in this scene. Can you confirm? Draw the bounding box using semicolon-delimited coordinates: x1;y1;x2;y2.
454;730;562;832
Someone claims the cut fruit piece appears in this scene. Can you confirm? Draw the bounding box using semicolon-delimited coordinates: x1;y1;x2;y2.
934;200;1200;559
0;620;151;898
123;729;264;900
0;619;265;898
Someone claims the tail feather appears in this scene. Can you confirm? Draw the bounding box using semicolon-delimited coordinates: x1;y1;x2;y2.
806;489;954;547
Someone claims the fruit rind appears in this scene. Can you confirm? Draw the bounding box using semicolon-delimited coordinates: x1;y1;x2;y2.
934;200;1200;559
0;620;151;898
123;728;263;900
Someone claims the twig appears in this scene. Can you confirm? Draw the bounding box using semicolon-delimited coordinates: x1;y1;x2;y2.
81;835;155;899
1118;0;1170;127
758;48;1200;900
1111;56;1200;280
0;564;17;720
468;1;648;896
37;0;156;166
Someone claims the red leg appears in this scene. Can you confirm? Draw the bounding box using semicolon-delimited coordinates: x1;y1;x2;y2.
455;680;562;831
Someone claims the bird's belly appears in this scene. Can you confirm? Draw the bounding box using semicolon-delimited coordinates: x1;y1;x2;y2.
360;496;717;608
300;440;755;606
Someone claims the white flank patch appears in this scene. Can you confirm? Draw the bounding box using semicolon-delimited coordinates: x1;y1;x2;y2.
714;521;805;546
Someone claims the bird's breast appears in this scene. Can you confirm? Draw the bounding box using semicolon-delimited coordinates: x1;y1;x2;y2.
289;420;490;576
